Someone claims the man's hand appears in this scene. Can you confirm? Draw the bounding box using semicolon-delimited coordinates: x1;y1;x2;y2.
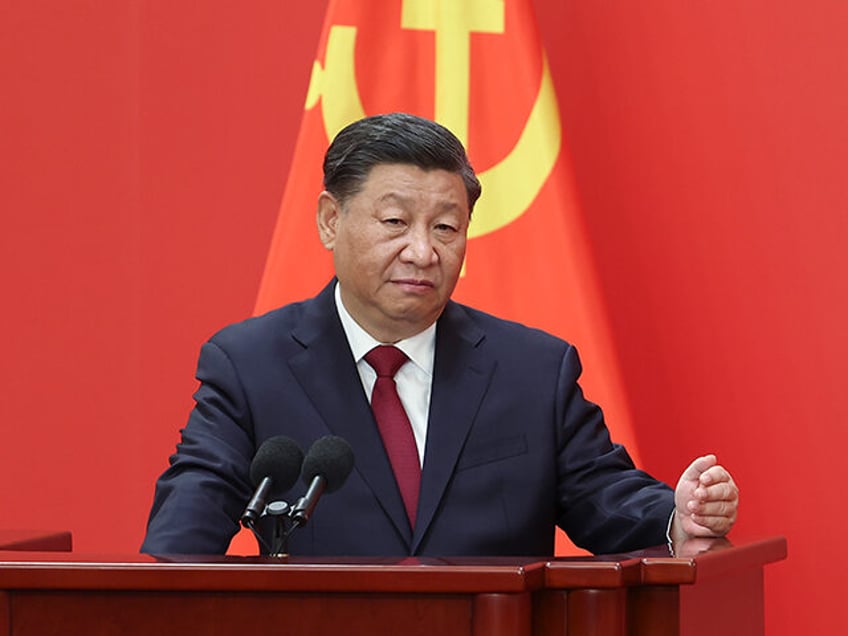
671;454;739;542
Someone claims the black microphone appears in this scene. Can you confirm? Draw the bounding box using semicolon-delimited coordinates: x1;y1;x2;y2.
290;436;354;527
240;436;304;527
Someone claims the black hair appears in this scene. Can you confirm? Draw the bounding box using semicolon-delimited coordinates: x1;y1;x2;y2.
322;112;482;213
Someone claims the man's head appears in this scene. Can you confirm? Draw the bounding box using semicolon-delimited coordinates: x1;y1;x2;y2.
322;112;482;214
317;113;481;343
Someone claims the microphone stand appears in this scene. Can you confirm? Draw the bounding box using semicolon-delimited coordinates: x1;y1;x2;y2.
265;500;293;557
242;499;293;557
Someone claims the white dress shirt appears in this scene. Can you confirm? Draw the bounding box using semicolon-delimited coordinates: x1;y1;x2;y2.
334;283;434;467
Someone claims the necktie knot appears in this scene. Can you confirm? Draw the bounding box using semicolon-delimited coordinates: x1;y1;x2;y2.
365;345;408;378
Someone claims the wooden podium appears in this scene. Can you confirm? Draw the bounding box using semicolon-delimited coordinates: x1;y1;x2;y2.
539;536;786;636
0;536;785;636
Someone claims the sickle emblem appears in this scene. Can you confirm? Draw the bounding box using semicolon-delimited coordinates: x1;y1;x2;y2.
304;4;561;241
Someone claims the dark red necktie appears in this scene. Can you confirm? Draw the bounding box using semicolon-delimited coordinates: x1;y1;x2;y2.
364;345;421;528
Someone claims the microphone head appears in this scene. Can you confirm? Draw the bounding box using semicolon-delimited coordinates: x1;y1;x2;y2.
301;436;355;493
249;436;304;496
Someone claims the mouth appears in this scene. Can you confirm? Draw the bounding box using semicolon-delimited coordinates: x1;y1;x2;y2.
392;278;436;292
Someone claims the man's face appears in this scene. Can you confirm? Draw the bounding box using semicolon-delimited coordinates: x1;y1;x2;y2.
317;163;469;343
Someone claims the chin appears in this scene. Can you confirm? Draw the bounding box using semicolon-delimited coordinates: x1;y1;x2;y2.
390;305;440;327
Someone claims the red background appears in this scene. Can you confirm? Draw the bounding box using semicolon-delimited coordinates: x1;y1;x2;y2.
3;2;845;633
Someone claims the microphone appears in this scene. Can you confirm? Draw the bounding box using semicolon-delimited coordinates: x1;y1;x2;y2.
290;436;354;527
240;436;304;527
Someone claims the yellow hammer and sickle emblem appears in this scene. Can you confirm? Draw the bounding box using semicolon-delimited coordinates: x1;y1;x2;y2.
304;0;561;241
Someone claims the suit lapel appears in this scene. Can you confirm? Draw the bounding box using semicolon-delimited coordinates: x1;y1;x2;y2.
287;282;413;544
412;302;494;553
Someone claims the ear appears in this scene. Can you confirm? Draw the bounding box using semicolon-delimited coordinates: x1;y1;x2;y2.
316;191;340;250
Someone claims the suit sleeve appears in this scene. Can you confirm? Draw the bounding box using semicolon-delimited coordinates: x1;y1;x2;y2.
554;344;675;554
140;340;256;555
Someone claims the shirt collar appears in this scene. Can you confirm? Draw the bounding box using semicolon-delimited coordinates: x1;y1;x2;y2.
334;282;436;376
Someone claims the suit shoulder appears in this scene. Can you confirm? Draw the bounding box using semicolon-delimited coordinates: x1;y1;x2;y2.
448;302;573;351
207;299;310;351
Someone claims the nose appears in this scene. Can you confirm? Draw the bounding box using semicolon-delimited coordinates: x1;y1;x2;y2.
400;226;438;267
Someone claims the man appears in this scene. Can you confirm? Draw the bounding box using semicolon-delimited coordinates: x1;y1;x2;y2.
141;113;738;556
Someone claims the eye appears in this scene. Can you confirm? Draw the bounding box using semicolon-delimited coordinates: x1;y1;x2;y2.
435;222;458;233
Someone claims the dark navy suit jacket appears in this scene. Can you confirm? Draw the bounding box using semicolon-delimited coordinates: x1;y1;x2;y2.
141;281;674;556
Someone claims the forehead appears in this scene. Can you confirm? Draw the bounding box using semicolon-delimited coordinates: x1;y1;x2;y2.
357;163;468;208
